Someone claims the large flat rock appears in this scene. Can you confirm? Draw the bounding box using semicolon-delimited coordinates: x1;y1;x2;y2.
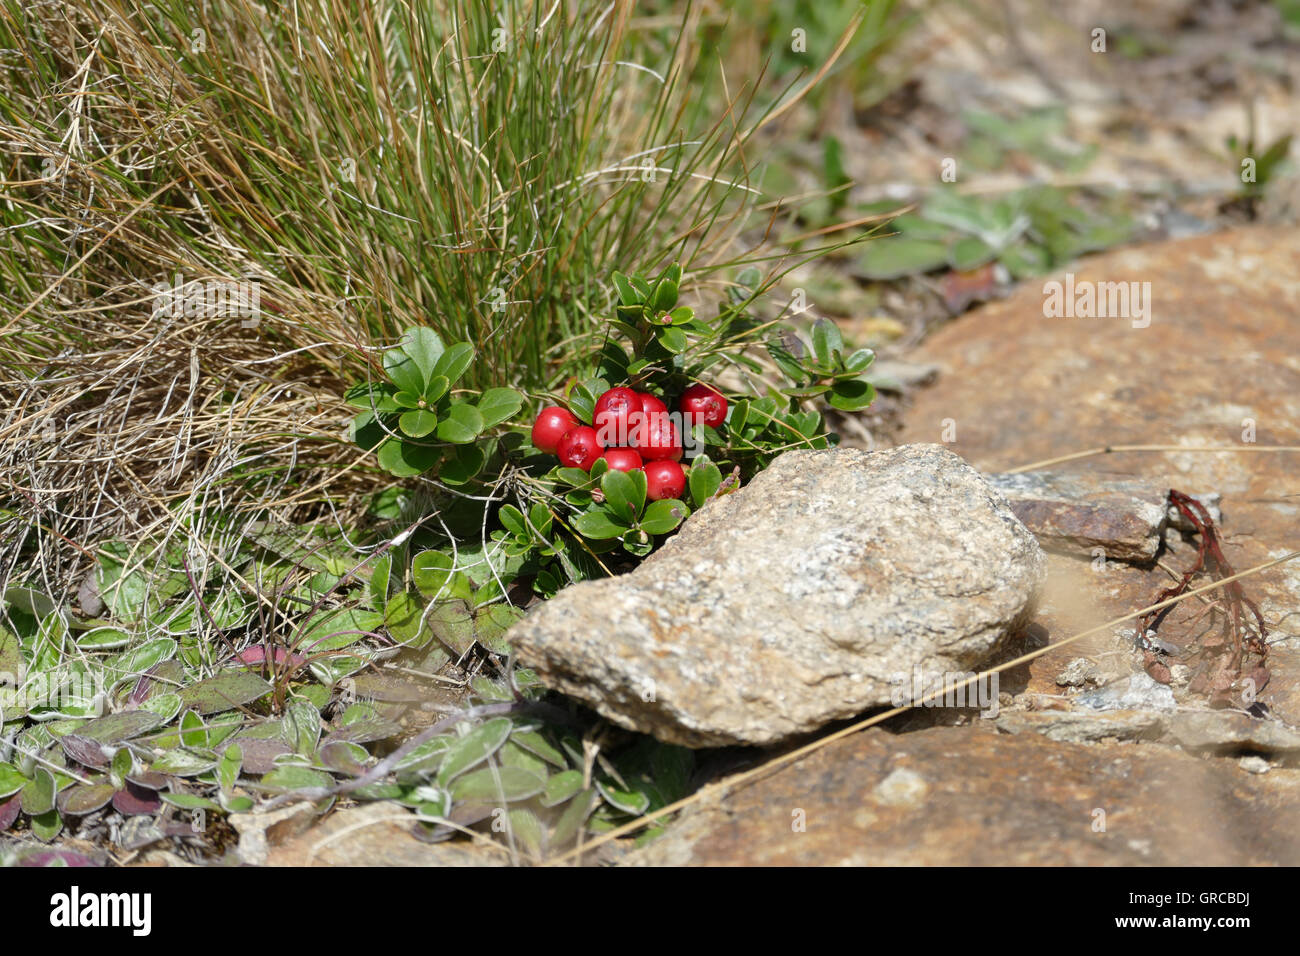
617;725;1300;865
510;444;1044;747
898;226;1300;655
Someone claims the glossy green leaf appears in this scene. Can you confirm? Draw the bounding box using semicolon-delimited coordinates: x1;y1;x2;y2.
639;499;688;535
810;318;843;366
828;379;876;411
651;278;679;313
566;380;606;426
843;348;875;374
398;408;440;438
435;403;483;444
526;503;553;538
611;271;639;306
688;458;722;508
344;381;399;411
656;326;688;353
376;436;441;477
498;505;527;537
601;468;645;524
384;327;445;394
476;387;523;428
431;343;474;386
572;509;630;540
766;339;807;382
440;438;488;485
422;375;450;403
349;410;389;451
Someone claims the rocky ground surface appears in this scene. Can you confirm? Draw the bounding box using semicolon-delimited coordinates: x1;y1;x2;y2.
208;225;1299;868
605;225;1300;866
95;0;1297;867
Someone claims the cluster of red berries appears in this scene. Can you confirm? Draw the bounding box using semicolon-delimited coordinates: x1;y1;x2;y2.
531;384;727;502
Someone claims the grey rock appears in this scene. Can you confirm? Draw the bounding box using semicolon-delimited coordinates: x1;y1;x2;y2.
230;803;319;866
1055;657;1103;688
508;444;1046;747
984;471;1168;561
1165;711;1300;755
996;709;1166;743
873;767;929;807
1078;673;1178;713
983;473;1222;562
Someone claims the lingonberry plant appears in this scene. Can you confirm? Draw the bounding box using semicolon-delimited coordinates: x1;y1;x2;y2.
498;262;878;593
344;263;876;606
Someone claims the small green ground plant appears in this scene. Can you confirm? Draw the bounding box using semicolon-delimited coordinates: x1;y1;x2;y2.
0;0;886;863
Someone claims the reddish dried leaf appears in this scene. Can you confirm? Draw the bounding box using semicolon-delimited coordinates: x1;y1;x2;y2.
60;734;110;768
112;783;161;816
125;769;168;791
235;645;307;669
0;794;21;831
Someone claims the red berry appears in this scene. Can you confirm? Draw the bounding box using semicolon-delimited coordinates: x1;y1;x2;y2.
634;409;682;461
593;387;639;447
628;392;668;451
602;447;643;472
531;406;580;454
557;425;602;471
644;460;686;501
679;383;727;429
638;392;668;416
